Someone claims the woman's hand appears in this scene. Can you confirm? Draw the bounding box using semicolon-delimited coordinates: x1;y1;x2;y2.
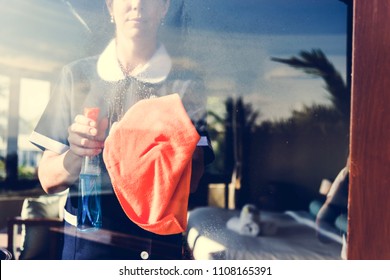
38;116;108;194
68;115;109;157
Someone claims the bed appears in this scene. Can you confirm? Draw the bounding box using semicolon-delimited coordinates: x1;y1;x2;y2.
185;206;344;260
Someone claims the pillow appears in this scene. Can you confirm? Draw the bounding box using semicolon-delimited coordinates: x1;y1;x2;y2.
308;199;325;218
334;213;348;234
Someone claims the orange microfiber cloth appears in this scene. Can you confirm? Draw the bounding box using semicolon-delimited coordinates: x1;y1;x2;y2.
103;94;200;235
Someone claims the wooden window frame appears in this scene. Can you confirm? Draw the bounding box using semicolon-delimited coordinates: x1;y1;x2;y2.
348;0;390;259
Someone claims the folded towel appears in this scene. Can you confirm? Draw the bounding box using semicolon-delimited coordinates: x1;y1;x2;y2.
226;217;260;236
226;204;261;236
103;94;200;235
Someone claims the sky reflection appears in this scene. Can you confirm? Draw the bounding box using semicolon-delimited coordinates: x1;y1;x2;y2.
0;0;347;122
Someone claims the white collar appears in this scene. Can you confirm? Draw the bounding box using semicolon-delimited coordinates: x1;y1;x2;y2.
97;39;172;83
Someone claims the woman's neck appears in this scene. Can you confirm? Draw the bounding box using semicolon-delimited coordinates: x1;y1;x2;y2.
115;36;158;76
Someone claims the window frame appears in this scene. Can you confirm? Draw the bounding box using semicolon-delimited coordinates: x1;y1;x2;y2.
0;68;56;190
347;0;390;260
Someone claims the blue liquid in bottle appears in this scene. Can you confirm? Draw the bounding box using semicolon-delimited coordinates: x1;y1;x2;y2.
77;156;102;231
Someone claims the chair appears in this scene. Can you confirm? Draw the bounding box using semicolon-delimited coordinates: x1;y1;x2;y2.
7;216;63;260
0;247;12;260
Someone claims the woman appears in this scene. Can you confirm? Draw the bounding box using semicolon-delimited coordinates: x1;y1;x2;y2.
30;0;213;260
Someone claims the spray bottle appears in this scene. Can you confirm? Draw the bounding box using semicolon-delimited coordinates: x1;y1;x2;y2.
77;107;102;231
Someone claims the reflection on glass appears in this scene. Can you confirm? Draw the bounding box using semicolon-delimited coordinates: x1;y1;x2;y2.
0;75;10;181
18;78;50;179
167;0;350;260
0;0;349;260
162;0;349;210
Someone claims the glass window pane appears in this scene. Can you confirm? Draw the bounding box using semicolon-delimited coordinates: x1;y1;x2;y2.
163;0;349;208
18;78;50;179
0;0;350;260
0;75;10;181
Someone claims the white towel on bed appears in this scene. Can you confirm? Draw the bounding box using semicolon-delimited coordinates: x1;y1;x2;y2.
226;204;261;236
